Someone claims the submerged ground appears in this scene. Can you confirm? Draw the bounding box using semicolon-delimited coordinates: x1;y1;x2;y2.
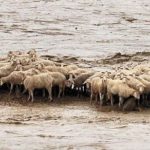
0;0;150;149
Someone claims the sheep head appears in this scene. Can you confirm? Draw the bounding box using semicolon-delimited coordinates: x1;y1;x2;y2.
83;79;91;89
11;59;18;66
35;63;44;71
133;91;140;100
15;64;23;71
122;77;128;83
65;79;74;88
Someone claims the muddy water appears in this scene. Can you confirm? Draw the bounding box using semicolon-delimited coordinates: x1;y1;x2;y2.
0;0;150;59
0;99;150;150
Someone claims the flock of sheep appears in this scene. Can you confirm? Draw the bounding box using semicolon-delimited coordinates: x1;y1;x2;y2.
0;50;150;110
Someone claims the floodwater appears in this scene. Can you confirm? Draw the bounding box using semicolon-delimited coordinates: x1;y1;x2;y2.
0;0;150;149
0;99;150;150
0;0;150;59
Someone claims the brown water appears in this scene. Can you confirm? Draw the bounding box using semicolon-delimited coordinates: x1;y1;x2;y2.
0;0;150;59
0;97;150;150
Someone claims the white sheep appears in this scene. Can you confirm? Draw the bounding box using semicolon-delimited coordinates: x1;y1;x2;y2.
24;73;53;102
106;79;140;107
0;71;26;94
33;64;66;98
90;77;106;105
0;60;18;78
123;76;145;94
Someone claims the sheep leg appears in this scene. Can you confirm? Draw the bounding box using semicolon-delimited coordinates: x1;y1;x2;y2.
6;83;10;89
28;91;31;101
42;89;46;97
16;85;20;95
48;86;53;101
90;92;93;104
137;99;140;107
62;84;65;97
9;83;13;95
77;87;81;98
58;86;62;98
99;92;103;106
110;95;114;106
119;96;124;108
22;88;27;94
31;90;34;103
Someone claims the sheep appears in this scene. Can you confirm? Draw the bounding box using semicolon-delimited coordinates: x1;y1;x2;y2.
0;71;26;94
68;68;89;79
120;68;142;76
83;77;92;88
19;57;32;66
7;51;29;61
135;77;150;100
23;73;53;102
33;64;66;98
122;76;145;94
21;64;36;71
15;65;40;75
0;60;18;78
49;72;66;98
0;62;10;68
35;63;69;78
134;64;150;72
83;72;105;89
45;66;68;77
87;72;105;79
28;50;39;62
139;74;150;82
65;64;79;72
106;79;140;107
66;72;95;96
32;60;55;66
123;98;137;112
90;77;106;105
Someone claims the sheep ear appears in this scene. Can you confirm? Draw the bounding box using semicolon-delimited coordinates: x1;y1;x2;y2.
0;79;3;86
